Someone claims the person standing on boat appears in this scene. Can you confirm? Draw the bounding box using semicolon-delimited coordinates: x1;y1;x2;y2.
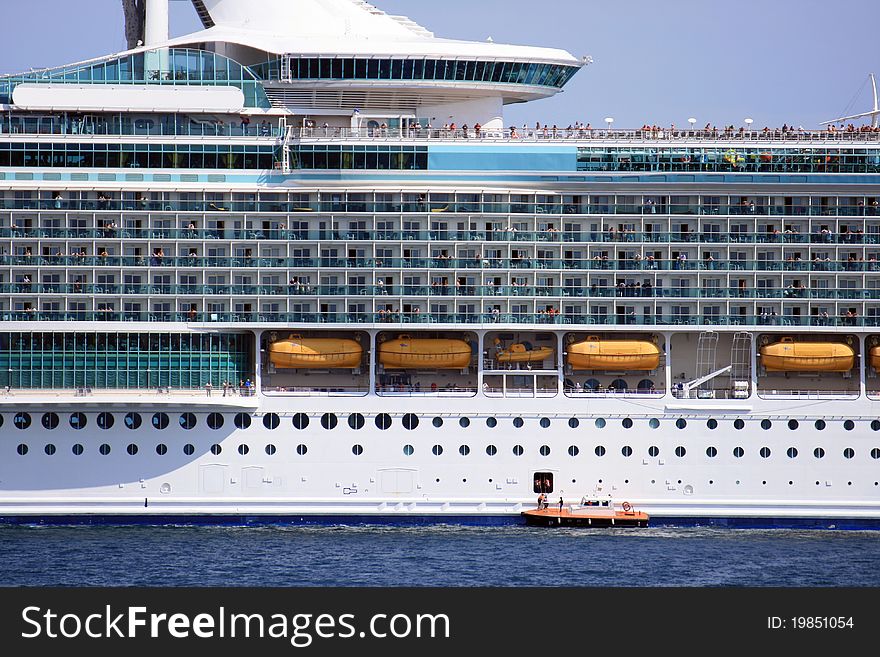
558;496;564;513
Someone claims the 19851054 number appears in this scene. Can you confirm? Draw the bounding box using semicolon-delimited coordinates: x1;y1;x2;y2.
768;616;854;630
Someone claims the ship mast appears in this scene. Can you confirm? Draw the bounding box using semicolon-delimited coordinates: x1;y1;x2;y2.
821;73;880;128
122;0;146;50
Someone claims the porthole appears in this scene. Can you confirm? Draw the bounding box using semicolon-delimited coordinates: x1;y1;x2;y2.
760;447;771;458
375;413;392;430
125;412;142;430
207;413;224;430
675;446;686;457
648;445;659;457
733;419;744;430
402;413;419;430
649;418;660;429
348;413;365;430
352;444;364;456
155;444;167;456
44;444;56;456
97;412;114;430
296;444;308;456
179;412;196;430
814;447;825;459
292;413;310;430
69;412;87;429
568;445;580;457
210;444;222;455
733;447;744;458
182;443;195;455
512;445;524;456
238;444;249;456
127;444;138;456
433;417;444;428
815;419;826;431
706;418;718;430
622;418;633;429
72;444;84;456
844;420;855;431
486;445;497;456
787;447;798;458
459;445;470;456
594;445;606;457
513;417;524;428
843;448;855;459
872;420;880;432
99;443;111;456
706;446;717;458
595;418;606;429
16;444;28;456
485;417;497;428
621;446;633;457
403;444;415;456
41;413;59;430
263;413;280;430
459;417;470;428
568;418;579;429
675;418;687;430
432;445;443;456
321;413;337;430
539;445;551;456
788;419;799;430
265;444;276;456
13;412;31;430
539;417;551;428
152;412;169;430
761;419;772;430
871;448;880;459
234;413;252;430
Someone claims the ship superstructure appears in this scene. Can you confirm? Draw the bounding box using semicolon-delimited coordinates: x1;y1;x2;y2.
0;0;879;526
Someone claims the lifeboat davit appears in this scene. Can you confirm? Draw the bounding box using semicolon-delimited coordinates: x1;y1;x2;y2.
269;335;363;369
379;335;471;369
494;341;555;365
871;345;880;372
566;336;660;370
759;338;854;372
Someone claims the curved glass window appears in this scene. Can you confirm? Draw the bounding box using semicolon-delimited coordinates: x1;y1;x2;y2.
252;57;579;90
0;48;270;108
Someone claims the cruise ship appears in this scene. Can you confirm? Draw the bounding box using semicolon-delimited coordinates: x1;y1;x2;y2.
1;0;879;527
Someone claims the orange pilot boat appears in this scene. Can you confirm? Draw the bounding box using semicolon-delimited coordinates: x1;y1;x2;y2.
522;491;649;528
269;334;363;369
759;337;854;372
566;336;660;371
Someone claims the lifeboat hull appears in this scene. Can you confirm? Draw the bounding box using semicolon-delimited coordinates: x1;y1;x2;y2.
495;345;554;364
760;341;854;372
870;346;880;372
521;508;649;528
566;338;660;370
379;337;471;369
269;337;363;369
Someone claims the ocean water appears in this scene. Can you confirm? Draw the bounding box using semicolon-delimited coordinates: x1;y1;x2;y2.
1;524;879;587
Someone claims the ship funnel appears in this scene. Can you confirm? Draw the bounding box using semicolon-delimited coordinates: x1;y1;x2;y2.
144;0;170;46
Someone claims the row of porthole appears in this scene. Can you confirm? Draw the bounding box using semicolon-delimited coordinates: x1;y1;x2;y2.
5;412;880;433
13;442;880;461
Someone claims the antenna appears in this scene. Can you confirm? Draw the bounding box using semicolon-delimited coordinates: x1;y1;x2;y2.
820;73;880;128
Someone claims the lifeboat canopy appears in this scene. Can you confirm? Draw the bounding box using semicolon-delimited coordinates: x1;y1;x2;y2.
566;336;660;371
269;334;363;369
759;337;854;372
379;334;471;370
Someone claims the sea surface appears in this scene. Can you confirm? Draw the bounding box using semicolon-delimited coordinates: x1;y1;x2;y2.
1;524;879;587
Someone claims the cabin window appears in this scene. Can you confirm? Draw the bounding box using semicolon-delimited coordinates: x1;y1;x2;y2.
533;472;554;494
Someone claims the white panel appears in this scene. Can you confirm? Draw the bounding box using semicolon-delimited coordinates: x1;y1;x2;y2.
12;84;245;113
200;465;226;494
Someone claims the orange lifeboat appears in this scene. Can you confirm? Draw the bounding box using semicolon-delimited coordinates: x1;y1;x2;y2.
759;337;854;372
566;336;660;371
269;335;363;369
379;335;471;369
493;340;554;365
871;345;880;372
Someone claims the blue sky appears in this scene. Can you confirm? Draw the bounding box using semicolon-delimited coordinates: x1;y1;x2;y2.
1;0;878;129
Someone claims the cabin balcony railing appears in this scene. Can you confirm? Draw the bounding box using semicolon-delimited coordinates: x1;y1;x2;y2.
2;311;876;328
